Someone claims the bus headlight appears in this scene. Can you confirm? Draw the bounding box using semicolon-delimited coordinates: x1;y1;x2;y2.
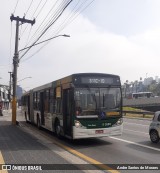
75;120;81;128
116;118;123;126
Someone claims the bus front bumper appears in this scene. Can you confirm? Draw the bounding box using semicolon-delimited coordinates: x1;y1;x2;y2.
73;125;123;139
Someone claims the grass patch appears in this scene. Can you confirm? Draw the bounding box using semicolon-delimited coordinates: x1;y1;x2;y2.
123;107;154;119
123;107;143;111
124;113;153;119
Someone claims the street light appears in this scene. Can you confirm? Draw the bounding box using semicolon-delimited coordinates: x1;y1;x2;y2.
12;33;70;125
17;77;32;83
19;34;70;52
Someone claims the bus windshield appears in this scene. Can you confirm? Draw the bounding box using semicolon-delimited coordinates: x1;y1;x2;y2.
75;88;121;116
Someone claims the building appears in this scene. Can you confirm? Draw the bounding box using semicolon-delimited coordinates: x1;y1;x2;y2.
0;84;23;109
0;85;9;109
144;77;154;86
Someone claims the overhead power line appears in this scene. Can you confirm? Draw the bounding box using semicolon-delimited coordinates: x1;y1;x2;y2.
21;0;96;62
17;0;95;63
13;0;20;14
21;34;70;63
19;0;44;40
55;0;96;35
25;0;34;17
35;0;48;19
23;0;59;47
19;0;73;60
19;34;70;52
20;0;68;52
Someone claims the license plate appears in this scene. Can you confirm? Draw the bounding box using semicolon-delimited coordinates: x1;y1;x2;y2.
95;130;104;134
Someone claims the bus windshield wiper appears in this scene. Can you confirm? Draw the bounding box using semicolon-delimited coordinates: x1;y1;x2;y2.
107;108;120;111
101;107;120;111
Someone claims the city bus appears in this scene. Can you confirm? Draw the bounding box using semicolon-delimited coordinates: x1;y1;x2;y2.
132;92;153;99
21;73;123;139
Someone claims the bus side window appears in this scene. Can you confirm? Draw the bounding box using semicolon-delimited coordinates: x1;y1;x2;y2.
33;92;38;110
52;100;56;113
55;87;62;114
44;91;47;112
37;92;40;110
56;99;62;114
50;88;56;113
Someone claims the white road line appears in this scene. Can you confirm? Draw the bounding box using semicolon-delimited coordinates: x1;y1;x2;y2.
124;128;149;135
110;137;160;152
124;122;149;127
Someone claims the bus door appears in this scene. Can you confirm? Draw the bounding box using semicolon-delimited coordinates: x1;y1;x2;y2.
30;91;34;123
27;95;31;121
63;89;72;136
40;92;45;125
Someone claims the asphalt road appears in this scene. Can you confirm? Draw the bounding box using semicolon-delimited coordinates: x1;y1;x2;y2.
19;117;160;173
59;118;159;171
2;110;160;173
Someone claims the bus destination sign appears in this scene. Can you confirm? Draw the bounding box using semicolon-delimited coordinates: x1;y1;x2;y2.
81;77;116;85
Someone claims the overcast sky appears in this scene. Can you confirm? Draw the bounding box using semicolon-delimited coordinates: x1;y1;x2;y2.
1;0;160;90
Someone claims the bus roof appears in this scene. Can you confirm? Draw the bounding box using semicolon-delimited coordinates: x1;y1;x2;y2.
26;73;121;93
74;73;120;85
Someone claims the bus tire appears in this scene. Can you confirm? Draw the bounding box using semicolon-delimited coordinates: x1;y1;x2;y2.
55;120;61;138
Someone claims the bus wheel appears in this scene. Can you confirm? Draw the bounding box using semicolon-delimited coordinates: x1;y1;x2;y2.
55;120;61;137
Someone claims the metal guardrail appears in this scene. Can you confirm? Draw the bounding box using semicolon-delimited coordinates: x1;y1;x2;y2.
123;97;160;107
123;110;154;115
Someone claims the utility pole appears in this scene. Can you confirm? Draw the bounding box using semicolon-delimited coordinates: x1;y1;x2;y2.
10;14;35;125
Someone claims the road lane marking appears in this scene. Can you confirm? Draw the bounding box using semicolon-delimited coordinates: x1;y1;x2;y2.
40;132;120;173
124;122;149;127
124;128;149;135
51;140;119;173
0;151;8;173
110;137;160;152
20;123;119;173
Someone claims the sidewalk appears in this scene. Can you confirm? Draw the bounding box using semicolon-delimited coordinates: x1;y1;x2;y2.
0;109;90;173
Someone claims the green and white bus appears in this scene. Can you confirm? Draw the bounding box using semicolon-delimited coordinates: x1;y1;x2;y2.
21;73;123;139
